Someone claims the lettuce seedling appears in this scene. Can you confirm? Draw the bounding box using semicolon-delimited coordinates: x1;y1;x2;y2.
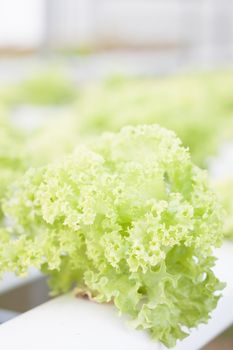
2;125;224;348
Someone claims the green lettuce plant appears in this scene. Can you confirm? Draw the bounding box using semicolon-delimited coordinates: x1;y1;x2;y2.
215;177;233;238
2;125;224;347
0;69;76;106
0;108;26;221
32;70;232;169
25;112;81;167
13;70;233;169
75;73;227;167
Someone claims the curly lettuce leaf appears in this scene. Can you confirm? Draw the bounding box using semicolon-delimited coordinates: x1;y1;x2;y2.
2;125;224;348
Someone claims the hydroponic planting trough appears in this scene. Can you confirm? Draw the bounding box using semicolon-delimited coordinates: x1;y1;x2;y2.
0;241;233;350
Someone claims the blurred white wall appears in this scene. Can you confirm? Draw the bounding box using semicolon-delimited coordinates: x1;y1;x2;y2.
94;0;184;46
0;0;45;49
44;0;95;48
44;0;233;57
0;0;232;60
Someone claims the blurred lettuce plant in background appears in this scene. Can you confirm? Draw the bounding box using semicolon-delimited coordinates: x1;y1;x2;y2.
1;68;233;168
75;71;233;168
25;70;233;169
0;107;27;221
0;68;76;107
215;178;233;238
